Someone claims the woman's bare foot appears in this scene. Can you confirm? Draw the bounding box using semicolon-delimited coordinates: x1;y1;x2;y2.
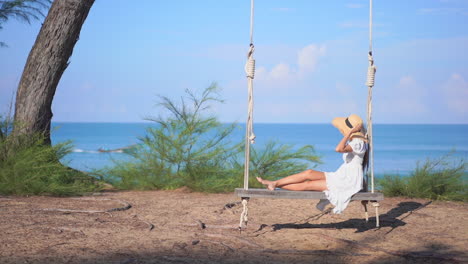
256;177;277;191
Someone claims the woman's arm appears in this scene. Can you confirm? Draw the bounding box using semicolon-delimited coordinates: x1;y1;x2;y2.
335;123;362;153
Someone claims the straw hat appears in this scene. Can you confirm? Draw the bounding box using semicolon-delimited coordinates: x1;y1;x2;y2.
332;114;366;139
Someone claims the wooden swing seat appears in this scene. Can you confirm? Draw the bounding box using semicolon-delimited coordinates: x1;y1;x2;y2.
235;188;384;201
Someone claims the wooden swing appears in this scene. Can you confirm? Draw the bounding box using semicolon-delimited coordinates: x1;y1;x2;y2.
236;0;383;229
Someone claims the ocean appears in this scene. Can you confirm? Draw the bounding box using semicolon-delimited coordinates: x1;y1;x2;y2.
51;123;468;177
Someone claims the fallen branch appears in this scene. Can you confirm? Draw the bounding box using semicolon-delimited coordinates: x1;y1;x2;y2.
131;214;155;231
215;201;242;214
40;198;131;214
223;201;241;210
139;219;155;231
45;227;86;236
196;220;206;229
184;221;237;230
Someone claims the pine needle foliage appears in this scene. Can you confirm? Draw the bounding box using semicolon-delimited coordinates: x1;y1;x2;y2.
379;154;467;201
103;84;321;192
230;141;322;188
0;0;51;47
0;115;99;196
0;0;50;24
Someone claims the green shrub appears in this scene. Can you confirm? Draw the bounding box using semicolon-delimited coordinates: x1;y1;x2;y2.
102;84;321;192
0;116;100;196
230;141;321;189
379;155;467;201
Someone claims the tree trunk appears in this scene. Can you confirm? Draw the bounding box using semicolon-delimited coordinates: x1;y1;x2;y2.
13;0;95;145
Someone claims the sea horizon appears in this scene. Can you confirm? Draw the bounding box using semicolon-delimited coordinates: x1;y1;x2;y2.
51;123;468;177
52;121;468;125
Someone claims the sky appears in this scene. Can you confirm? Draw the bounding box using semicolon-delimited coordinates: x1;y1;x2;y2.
1;0;467;124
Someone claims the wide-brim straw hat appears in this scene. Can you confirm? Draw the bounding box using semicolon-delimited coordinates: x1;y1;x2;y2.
332;114;366;140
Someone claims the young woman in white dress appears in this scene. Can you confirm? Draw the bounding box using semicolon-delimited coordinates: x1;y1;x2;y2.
256;114;369;213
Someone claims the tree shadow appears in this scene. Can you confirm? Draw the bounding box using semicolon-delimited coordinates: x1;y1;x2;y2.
373;242;467;263
271;201;431;233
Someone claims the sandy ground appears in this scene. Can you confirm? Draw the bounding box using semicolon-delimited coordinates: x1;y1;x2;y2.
0;189;467;264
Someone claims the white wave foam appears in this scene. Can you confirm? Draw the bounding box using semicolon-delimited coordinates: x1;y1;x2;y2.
72;149;99;154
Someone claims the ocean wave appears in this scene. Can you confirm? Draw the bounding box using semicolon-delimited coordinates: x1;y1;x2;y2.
72;148;127;154
72;149;99;154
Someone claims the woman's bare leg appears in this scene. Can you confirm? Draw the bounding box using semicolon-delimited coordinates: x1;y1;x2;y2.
280;180;328;191
256;169;326;191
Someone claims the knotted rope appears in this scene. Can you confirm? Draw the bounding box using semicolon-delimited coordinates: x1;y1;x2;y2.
243;44;256;190
243;0;256;190
239;198;249;229
366;53;376;87
245;44;256;144
365;53;376;193
365;0;376;194
240;0;255;230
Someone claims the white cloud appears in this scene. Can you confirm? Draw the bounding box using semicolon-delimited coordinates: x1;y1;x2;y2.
253;100;360;123
346;3;364;9
256;44;326;83
439;0;468;3
336;82;353;94
190;44;245;61
418;7;468;15
306;99;360;118
338;21;384;29
339;21;368;28
269;63;292;80
272;7;295;12
377;76;427;116
443;73;468;114
297;44;326;75
80;82;94;92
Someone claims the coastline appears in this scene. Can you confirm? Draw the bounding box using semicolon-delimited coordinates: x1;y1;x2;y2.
52;123;468;176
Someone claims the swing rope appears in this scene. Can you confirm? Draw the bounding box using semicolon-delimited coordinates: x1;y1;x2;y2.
365;0;380;227
365;0;376;194
243;0;256;190
240;0;256;229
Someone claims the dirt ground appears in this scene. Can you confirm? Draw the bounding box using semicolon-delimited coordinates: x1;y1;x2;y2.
0;189;467;264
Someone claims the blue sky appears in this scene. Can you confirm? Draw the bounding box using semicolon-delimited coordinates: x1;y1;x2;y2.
1;0;467;124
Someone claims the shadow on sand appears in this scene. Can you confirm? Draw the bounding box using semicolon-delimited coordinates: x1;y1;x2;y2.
271;201;431;233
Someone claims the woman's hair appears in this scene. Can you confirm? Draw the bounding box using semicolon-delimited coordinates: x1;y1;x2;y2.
356;125;370;192
361;125;370;172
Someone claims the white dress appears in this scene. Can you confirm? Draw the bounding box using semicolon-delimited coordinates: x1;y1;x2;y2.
324;138;367;214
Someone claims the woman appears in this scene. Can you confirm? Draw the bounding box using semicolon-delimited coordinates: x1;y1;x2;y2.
256;114;368;214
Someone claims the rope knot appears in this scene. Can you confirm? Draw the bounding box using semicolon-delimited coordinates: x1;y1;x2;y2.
245;58;255;79
247;44;255;58
365;54;376;87
239;198;249;229
245;45;256;79
249;133;256;144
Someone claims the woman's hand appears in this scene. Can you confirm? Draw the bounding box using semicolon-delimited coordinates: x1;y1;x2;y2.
337;123;363;153
349;123;363;134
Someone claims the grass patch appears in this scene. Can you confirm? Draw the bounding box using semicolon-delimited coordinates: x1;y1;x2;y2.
379;155;467;201
99;84;321;192
0;116;100;196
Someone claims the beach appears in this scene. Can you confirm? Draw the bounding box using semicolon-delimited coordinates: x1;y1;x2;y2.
1;189;467;264
2;1;467;263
